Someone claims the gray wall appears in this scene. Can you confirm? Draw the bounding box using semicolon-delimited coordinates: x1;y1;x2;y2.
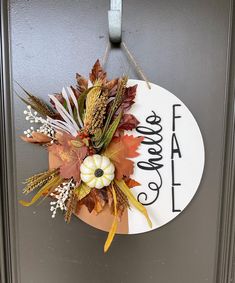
10;0;230;282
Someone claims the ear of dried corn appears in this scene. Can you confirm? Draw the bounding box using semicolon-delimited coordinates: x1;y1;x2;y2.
84;81;102;128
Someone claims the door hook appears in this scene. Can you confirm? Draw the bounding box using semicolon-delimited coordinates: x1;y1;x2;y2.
108;0;122;44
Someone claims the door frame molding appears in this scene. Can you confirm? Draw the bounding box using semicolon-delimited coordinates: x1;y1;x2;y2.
216;1;235;282
0;0;234;282
0;1;19;282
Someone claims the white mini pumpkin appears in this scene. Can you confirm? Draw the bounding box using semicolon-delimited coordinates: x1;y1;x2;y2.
80;154;115;189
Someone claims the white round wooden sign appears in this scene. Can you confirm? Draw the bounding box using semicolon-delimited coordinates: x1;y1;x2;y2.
78;79;205;234
127;79;205;234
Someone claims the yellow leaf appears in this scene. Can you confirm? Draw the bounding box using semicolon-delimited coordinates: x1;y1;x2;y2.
37;177;64;205
74;183;91;200
20;175;62;207
71;140;84;148
104;183;118;252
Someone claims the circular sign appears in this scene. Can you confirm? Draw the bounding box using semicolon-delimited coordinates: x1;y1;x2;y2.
77;80;205;234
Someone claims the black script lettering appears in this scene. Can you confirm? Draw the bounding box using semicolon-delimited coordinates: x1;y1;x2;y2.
136;111;163;206
138;182;161;206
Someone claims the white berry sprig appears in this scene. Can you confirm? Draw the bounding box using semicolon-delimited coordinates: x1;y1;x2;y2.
50;179;75;218
23;105;43;124
23;105;56;142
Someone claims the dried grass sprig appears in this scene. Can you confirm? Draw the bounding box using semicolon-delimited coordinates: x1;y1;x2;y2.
115;179;152;228
92;77;127;151
23;168;59;195
64;190;77;223
20;174;63;207
16;82;56;118
23;171;45;184
114;182;130;210
101;76;128;136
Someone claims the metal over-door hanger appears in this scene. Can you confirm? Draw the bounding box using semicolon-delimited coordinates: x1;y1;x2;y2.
108;0;122;43
105;0;151;89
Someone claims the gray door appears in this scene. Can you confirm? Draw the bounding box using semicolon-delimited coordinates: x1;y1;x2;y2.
5;0;234;282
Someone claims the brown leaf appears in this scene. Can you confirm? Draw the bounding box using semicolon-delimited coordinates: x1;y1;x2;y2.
118;114;140;131
21;132;52;144
89;59;107;84
92;189;108;214
48;133;88;183
76;73;88;94
108;84;137;122
106;79;118;93
79;192;95;213
79;188;108;214
70;86;80;99
50;93;64;108
120;84;137;112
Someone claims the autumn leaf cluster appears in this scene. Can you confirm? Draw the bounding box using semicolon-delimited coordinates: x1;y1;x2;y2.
19;60;152;252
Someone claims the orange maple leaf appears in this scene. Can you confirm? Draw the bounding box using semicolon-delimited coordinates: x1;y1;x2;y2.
104;135;144;180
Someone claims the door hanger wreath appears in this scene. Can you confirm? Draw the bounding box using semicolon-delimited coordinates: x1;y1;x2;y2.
19;60;152;252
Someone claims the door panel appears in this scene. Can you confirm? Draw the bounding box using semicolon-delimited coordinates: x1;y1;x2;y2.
10;1;230;282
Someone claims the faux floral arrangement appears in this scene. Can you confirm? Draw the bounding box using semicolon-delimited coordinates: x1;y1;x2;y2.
19;60;152;252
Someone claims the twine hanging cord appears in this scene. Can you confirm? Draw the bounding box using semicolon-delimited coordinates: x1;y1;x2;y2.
102;41;151;90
